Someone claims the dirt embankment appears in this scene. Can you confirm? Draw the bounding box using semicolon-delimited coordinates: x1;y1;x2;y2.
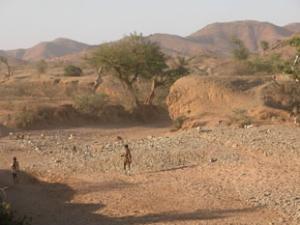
167;75;297;128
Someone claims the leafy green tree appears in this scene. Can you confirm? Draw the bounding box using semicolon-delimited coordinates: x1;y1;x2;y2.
64;65;82;77
0;56;12;78
36;60;48;74
88;33;167;107
231;37;250;61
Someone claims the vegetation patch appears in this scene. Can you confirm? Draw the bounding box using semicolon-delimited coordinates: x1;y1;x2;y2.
73;93;108;117
0;202;31;225
172;115;188;131
228;108;253;128
64;65;82;77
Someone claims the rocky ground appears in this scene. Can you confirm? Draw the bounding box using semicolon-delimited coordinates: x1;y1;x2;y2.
0;124;299;225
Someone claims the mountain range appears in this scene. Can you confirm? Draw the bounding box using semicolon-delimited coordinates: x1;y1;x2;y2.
1;20;299;62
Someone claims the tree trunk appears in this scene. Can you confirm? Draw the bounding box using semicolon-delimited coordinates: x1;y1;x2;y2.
92;68;104;93
4;63;12;78
294;55;299;66
144;79;157;105
123;80;140;108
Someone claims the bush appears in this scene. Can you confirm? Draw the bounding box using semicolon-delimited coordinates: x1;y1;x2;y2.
233;54;294;75
0;202;31;225
289;36;300;48
35;60;47;74
14;106;53;129
73;93;108;117
172;116;188;130
64;65;82;77
249;57;273;74
228;109;253;128
231;37;250;61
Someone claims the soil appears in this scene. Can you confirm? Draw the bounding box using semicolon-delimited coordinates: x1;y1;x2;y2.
0;123;299;225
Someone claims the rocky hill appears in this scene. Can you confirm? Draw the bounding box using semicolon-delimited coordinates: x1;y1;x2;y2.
284;23;300;33
146;34;208;56
4;38;91;61
187;20;293;54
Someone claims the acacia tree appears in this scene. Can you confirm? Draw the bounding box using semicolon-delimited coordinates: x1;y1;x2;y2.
0;56;12;78
88;33;167;107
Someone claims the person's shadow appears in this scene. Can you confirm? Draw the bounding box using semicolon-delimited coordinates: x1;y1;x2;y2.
0;170;262;225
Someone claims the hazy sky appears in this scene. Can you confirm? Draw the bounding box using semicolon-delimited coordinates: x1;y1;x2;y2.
0;0;300;49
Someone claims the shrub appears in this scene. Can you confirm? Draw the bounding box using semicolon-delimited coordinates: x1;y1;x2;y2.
231;37;250;61
73;93;108;117
64;65;82;77
234;54;294;75
229;109;253;128
14;106;54;129
289;36;300;48
172;116;188;130
0;202;31;225
249;57;273;74
35;60;48;74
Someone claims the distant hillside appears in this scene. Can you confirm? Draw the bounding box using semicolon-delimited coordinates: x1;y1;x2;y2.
284;23;300;33
187;20;293;54
148;20;297;57
146;34;208;56
1;20;299;62
0;50;26;64
5;38;91;61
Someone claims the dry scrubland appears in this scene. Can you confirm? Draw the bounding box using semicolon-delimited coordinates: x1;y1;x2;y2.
0;70;300;225
1;28;300;225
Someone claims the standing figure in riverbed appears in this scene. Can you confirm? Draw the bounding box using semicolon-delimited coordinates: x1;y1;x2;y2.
121;144;132;173
11;157;20;184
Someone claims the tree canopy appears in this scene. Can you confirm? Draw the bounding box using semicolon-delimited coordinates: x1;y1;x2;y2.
89;33;168;106
89;34;167;84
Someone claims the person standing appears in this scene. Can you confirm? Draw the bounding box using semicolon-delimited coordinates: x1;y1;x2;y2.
11;157;20;184
121;144;132;174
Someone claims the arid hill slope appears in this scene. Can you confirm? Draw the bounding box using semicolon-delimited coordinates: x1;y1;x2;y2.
146;34;208;56
5;38;91;61
284;23;300;33
187;20;293;54
150;21;297;57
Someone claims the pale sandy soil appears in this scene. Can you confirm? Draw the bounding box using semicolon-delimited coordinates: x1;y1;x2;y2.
0;124;299;225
